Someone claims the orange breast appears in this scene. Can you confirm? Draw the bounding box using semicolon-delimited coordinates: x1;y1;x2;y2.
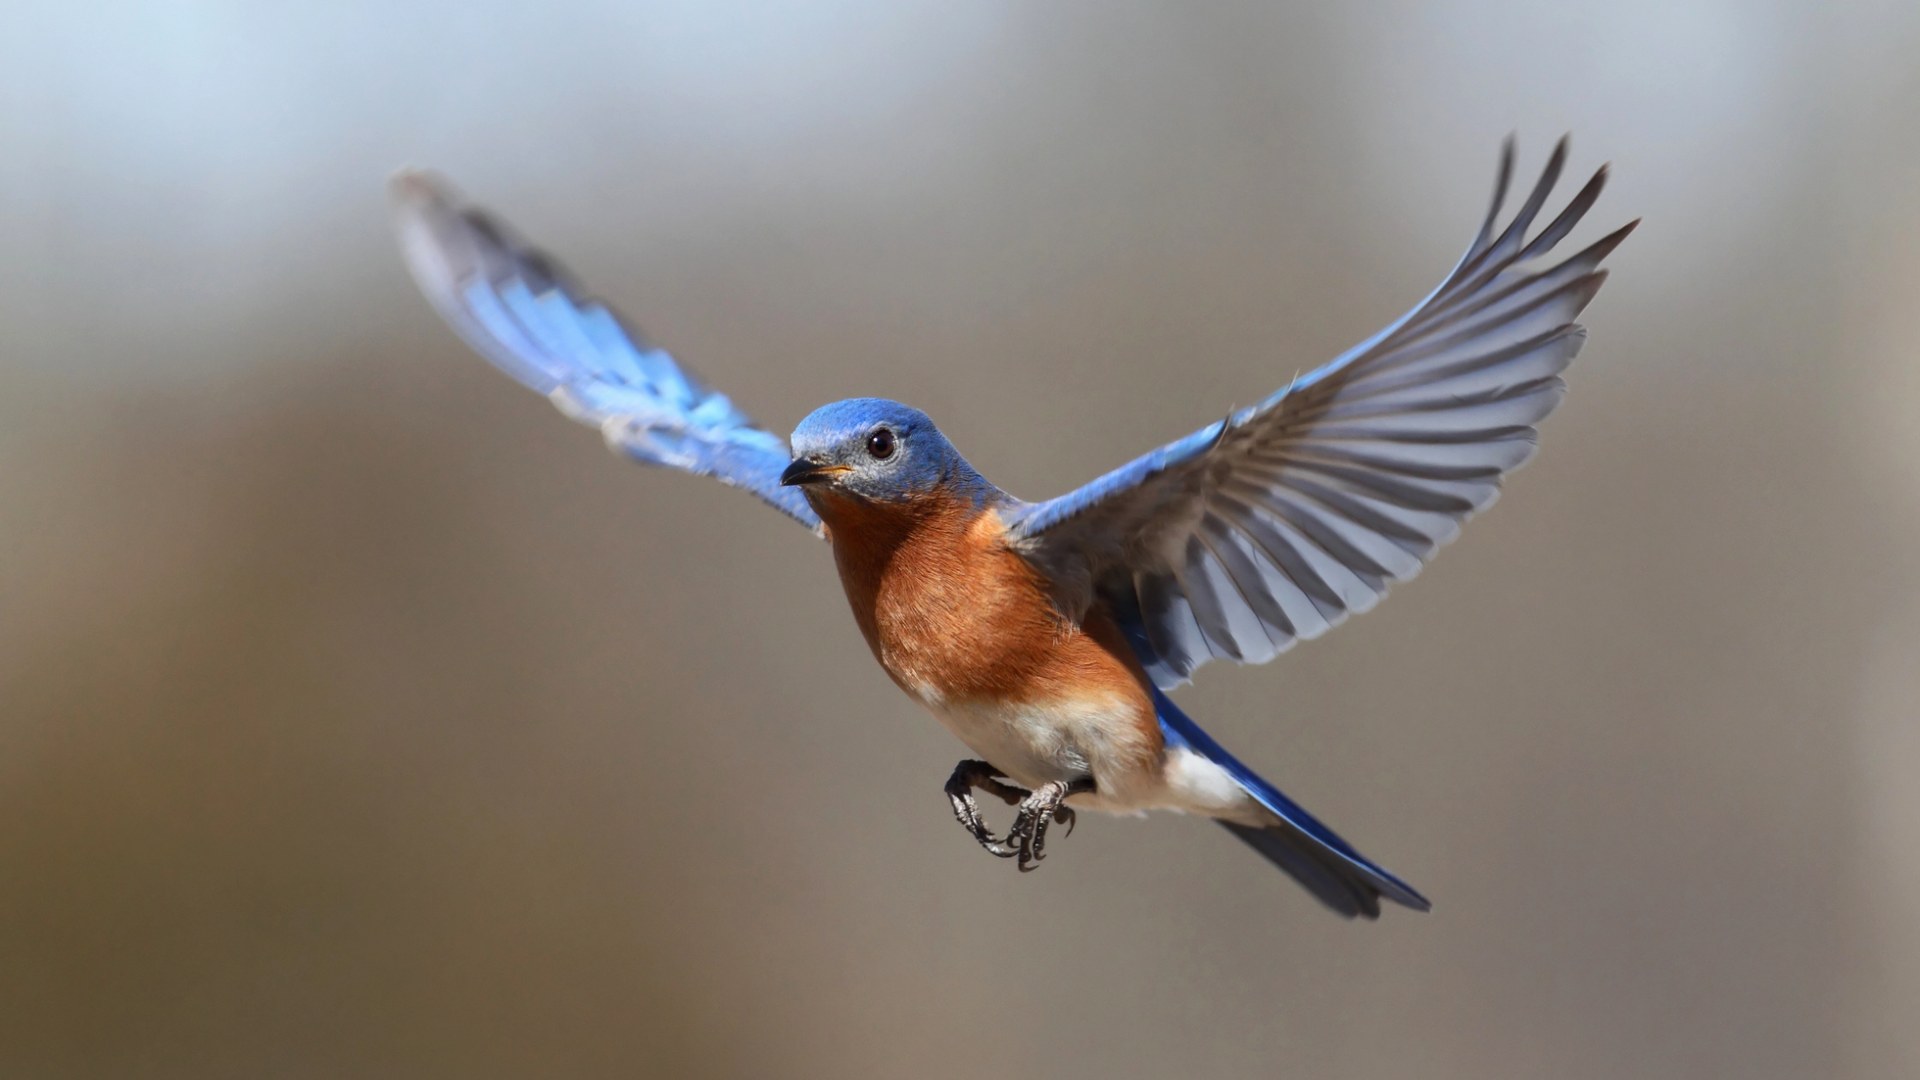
814;491;1160;738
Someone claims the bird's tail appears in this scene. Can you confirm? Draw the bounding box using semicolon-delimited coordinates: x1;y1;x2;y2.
1154;688;1431;919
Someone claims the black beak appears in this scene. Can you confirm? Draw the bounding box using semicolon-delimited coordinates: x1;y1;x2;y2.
780;458;847;487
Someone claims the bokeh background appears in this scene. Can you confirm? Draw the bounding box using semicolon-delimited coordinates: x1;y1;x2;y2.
5;2;1919;1077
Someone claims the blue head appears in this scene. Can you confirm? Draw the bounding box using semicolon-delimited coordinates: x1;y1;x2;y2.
780;398;993;506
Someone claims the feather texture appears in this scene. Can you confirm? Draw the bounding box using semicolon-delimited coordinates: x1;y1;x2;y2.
390;171;822;532
1157;688;1430;917
1004;138;1635;687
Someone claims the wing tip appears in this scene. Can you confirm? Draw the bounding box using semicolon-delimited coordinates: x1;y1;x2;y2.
388;166;438;200
1476;136;1520;249
1588;218;1641;264
388;168;468;227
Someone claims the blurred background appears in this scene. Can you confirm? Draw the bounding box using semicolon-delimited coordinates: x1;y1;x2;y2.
4;2;1918;1077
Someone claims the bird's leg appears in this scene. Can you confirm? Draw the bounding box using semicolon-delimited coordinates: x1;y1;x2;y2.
945;759;1029;858
1008;777;1096;872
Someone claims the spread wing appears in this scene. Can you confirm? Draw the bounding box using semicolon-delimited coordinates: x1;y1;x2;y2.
390;171;821;533
1003;138;1635;688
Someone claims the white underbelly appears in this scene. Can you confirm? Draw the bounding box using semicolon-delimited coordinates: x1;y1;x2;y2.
919;692;1258;819
924;694;1123;788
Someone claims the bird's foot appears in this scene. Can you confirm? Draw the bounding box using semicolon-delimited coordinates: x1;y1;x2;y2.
1005;777;1095;872
945;760;1028;858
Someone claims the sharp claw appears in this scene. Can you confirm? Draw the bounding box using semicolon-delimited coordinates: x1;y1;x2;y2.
1009;793;1055;871
945;765;1092;871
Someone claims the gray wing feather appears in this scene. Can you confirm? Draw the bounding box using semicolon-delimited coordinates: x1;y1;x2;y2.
1005;138;1635;687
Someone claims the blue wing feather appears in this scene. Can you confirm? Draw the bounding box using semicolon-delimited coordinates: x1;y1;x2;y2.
1009;419;1227;539
393;171;821;533
1004;138;1633;686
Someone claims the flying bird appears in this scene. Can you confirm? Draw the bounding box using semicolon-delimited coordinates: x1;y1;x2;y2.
391;139;1632;918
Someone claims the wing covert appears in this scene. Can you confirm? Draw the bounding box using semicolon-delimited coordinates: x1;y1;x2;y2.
390;171;821;533
1004;138;1635;687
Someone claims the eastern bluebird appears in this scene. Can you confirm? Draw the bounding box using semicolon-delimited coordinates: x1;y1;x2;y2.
392;138;1632;918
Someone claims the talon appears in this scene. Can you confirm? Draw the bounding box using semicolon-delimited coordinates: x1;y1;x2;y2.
1008;777;1088;870
944;764;1093;870
1014;820;1044;871
1022;815;1051;870
1027;814;1050;865
945;759;1033;858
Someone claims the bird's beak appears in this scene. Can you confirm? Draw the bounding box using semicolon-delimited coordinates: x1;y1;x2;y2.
780;458;852;487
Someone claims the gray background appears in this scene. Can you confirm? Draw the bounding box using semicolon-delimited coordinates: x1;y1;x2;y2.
4;2;1918;1077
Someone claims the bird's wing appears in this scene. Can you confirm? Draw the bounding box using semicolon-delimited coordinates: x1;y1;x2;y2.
1003;139;1634;687
390;171;822;533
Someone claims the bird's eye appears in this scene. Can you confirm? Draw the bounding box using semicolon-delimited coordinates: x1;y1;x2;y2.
866;427;896;461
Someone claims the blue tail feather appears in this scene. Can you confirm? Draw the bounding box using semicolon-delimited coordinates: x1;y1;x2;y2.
1153;687;1430;918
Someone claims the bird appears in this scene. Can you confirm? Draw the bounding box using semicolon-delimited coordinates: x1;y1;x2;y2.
391;137;1632;918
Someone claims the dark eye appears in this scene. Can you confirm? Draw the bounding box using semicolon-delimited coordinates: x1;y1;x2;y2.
866;427;896;460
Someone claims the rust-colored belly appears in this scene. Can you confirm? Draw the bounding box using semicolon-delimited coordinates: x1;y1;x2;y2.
815;493;1163;782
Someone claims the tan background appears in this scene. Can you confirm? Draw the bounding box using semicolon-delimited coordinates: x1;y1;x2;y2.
4;2;1918;1077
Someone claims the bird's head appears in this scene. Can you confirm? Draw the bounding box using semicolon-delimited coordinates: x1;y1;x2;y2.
781;398;990;507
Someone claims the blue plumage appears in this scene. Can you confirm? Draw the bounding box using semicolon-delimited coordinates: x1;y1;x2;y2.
788;399;999;508
1154;686;1430;918
392;138;1631;918
1004;136;1634;689
392;171;821;531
